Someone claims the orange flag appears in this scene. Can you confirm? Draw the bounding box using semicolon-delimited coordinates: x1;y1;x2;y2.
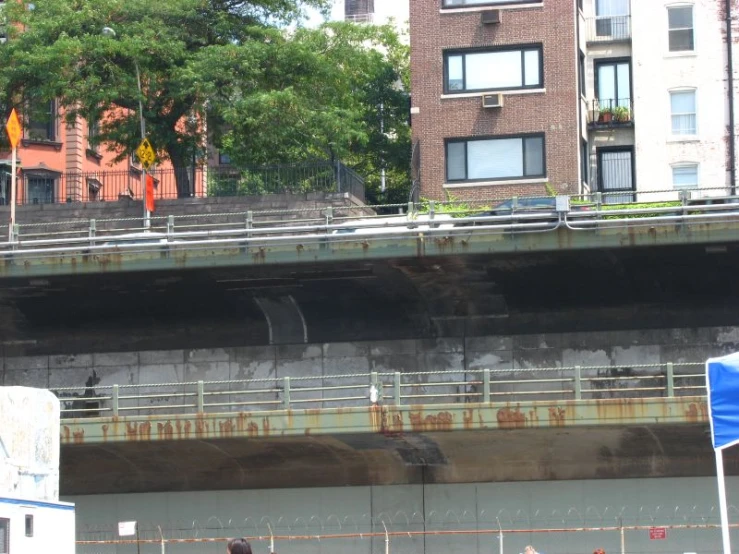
145;174;155;212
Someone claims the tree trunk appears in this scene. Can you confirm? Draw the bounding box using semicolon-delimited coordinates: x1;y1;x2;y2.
168;148;192;198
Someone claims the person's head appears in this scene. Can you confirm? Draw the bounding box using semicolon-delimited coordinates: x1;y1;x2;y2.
594;549;606;554
524;546;536;554
227;538;252;554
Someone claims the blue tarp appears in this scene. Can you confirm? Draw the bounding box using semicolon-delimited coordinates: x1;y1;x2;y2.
707;353;739;450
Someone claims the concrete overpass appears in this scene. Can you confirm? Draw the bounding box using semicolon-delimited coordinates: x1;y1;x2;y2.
54;360;726;495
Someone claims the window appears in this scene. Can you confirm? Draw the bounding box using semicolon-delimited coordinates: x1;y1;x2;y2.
88;120;99;153
442;0;540;7
668;5;694;51
0;167;9;205
445;46;542;93
598;147;634;203
446;134;545;182
219;152;231;165
595;0;630;38
595;59;631;111
0;518;8;553
27;176;56;204
25;514;33;537
26;99;56;141
670;90;696;135
578;51;586;98
672;164;698;190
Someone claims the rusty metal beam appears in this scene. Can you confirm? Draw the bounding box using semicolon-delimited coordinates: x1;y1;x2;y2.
5;220;739;279
60;396;709;445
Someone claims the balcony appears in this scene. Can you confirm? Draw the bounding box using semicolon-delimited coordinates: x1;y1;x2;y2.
587;98;634;129
586;15;631;43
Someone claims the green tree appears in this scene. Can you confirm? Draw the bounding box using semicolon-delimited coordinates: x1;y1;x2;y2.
0;0;410;202
0;0;329;197
211;22;411;202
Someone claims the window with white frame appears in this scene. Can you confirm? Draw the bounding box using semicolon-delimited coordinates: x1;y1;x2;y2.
670;90;696;135
672;164;699;190
668;5;694;52
444;46;542;93
446;134;545;183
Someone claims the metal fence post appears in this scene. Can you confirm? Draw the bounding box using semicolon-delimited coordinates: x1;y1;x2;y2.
283;376;291;409
197;381;204;412
325;206;334;228
167;215;175;236
88;219;96;243
574;366;582;400
666;362;675;398
394;372;402;406
483;369;491;403
112;384;119;417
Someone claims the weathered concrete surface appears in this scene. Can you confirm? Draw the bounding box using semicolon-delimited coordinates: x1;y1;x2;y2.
2;327;727;410
1;245;739;355
0;387;60;500
60;420;726;495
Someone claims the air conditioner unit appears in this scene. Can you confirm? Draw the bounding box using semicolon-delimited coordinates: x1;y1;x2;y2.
482;93;504;109
481;10;501;24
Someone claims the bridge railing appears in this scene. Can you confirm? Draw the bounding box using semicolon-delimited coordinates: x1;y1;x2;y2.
53;362;706;420
3;186;739;254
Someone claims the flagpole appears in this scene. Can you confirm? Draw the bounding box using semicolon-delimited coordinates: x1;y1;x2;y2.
716;447;733;554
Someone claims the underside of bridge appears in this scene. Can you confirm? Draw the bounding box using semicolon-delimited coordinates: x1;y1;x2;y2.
61;424;737;495
2;243;739;356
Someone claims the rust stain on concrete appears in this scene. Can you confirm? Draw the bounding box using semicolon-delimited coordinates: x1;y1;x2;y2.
548;407;566;427
497;407;526;429
247;422;259;437
158;421;174;441
73;429;85;444
409;410;454;432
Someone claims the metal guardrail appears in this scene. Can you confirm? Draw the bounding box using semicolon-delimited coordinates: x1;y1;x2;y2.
2;188;739;257
53;362;706;419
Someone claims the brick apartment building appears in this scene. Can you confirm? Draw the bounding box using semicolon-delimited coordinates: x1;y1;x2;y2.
410;0;739;203
410;0;579;201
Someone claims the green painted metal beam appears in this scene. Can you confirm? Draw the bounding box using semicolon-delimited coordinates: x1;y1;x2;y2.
3;221;739;279
60;396;709;445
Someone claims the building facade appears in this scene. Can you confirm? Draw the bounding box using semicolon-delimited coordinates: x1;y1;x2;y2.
581;0;734;202
411;0;739;202
410;0;580;201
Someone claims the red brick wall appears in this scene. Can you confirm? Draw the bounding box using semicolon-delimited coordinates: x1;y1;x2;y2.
410;1;579;201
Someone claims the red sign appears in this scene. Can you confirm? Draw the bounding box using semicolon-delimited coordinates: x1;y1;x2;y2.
649;527;667;540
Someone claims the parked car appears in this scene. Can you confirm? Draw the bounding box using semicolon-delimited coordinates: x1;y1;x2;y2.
331;214;455;236
456;197;594;226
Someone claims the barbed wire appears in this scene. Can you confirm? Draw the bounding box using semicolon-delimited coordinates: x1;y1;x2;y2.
76;505;739;542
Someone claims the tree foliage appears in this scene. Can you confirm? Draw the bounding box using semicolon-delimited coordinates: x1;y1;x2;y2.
0;0;410;200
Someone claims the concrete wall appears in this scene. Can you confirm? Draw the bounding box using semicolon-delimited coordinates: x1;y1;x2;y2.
0;192;369;240
5;325;736;413
67;476;739;554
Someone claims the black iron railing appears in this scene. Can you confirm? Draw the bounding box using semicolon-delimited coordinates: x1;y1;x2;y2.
587;98;634;128
0;161;365;205
587;15;631;42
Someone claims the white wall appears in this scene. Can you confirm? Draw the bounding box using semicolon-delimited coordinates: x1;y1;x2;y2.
67;477;739;554
632;0;729;196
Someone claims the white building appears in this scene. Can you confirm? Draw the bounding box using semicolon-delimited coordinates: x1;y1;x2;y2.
333;0;409;39
579;0;736;201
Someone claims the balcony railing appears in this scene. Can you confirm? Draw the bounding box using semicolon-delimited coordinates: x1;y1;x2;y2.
0;161;365;205
587;98;634;128
586;15;631;43
346;13;374;23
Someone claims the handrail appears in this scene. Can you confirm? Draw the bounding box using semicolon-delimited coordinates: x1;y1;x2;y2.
53;362;707;420
2;192;739;258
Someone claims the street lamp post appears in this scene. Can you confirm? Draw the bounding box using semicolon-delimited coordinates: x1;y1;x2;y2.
102;26;150;229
